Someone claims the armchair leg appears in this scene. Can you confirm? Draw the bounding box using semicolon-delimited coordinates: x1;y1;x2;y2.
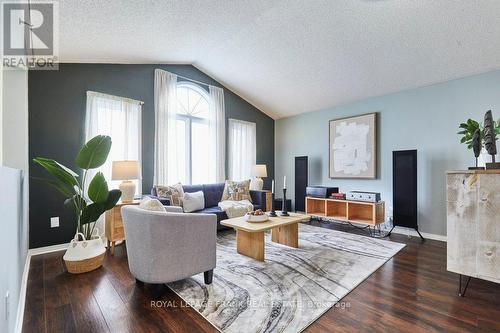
150;283;167;299
204;269;214;285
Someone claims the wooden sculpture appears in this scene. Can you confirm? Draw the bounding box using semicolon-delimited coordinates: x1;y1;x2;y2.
469;128;484;170
484;110;500;169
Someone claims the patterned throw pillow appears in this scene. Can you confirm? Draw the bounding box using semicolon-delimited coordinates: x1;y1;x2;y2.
139;197;166;212
155;183;184;207
221;180;252;202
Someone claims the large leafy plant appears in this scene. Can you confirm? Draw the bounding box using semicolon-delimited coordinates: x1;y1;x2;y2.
33;135;121;240
458;118;500;149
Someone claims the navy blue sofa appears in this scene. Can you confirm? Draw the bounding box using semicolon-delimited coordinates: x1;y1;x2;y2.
150;183;268;230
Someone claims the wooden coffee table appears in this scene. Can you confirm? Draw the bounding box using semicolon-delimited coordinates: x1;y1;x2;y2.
221;212;311;261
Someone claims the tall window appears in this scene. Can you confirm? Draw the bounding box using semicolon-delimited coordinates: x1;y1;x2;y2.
84;91;142;194
228;119;256;181
175;82;210;184
154;69;225;186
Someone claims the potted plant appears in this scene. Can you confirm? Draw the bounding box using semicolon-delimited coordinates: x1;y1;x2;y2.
33;135;121;273
458;115;500;169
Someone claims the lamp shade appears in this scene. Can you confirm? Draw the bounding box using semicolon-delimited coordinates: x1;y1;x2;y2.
252;164;267;178
111;161;140;180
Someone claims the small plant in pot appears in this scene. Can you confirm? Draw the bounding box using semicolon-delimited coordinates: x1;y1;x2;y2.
457;114;500;169
33;135;121;273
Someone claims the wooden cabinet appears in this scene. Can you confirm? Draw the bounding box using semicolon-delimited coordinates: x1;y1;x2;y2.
105;200;140;255
305;197;384;225
447;170;500;284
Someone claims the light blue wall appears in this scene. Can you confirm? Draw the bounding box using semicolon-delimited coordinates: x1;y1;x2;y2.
275;70;500;236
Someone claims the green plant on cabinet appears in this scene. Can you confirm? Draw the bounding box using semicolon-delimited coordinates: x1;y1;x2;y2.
458;117;500;149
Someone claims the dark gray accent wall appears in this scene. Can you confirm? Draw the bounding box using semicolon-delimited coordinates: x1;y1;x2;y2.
29;63;274;248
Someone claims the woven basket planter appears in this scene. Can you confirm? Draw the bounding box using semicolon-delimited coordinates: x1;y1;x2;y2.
63;231;106;274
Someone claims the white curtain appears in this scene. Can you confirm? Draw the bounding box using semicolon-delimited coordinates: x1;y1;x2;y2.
84;91;142;236
154;69;178;185
208;85;226;182
84;91;142;191
228;119;256;181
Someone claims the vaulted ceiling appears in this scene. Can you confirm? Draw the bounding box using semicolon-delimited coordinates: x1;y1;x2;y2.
59;1;500;119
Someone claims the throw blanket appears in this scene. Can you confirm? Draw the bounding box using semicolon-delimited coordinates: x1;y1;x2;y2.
218;200;253;218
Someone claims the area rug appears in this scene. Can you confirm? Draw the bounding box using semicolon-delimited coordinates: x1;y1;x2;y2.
167;224;405;333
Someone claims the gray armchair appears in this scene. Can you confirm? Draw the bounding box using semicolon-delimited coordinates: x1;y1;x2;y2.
121;205;217;286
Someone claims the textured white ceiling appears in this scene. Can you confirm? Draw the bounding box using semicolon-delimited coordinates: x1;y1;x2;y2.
59;0;500;119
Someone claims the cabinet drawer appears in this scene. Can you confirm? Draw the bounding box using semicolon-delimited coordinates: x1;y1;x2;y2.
113;215;123;228
114;208;122;221
106;207;125;241
113;225;125;240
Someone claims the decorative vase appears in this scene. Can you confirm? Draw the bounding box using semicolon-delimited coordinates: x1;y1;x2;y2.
63;229;106;274
250;177;264;191
119;180;136;202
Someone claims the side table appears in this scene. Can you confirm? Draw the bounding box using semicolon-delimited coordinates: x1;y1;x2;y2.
105;200;140;255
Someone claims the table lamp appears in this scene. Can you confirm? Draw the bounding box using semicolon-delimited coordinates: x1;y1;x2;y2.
112;160;140;202
250;164;267;190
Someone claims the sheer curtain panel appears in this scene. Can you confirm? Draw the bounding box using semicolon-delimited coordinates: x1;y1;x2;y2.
228;119;256;181
208;85;226;182
154;69;180;185
84;91;142;193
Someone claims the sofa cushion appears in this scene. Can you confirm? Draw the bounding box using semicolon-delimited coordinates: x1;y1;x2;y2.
222;180;252;202
138;197;166;212
182;184;203;194
193;206;228;223
253;203;263;211
183;191;205;213
155;183;184;207
151;184;268;213
203;183;225;208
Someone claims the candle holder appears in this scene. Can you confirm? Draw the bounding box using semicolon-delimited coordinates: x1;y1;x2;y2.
280;188;289;216
269;192;277;217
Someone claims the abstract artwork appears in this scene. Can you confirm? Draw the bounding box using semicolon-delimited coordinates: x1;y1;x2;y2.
329;113;377;178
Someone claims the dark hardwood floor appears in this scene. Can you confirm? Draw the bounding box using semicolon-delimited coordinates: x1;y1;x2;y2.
23;220;500;333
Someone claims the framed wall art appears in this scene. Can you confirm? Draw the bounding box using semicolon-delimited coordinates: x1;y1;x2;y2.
329;112;377;179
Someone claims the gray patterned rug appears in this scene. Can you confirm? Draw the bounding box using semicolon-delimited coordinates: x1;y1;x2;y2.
167;223;405;333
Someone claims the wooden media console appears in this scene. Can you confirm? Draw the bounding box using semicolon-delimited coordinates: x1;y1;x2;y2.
305;197;385;225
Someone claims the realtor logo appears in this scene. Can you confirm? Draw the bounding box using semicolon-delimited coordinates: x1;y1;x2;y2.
2;1;59;70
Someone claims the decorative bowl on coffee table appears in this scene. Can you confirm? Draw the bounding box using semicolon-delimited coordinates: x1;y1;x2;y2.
245;213;269;223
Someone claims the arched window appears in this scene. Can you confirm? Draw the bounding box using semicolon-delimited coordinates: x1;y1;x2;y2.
175;82;211;184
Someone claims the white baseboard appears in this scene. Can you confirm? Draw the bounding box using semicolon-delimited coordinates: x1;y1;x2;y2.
14;242;69;333
390;226;447;242
14;254;30;333
28;242;69;256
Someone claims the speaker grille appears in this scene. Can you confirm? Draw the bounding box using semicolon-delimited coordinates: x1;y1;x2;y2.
392;150;417;228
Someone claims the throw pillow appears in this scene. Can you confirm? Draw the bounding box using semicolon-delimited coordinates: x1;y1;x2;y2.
155;183;184;206
221;180;252;202
183;191;205;213
139;197;166;212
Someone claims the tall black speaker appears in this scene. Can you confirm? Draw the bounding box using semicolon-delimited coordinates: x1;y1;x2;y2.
390;150;423;240
294;156;308;212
